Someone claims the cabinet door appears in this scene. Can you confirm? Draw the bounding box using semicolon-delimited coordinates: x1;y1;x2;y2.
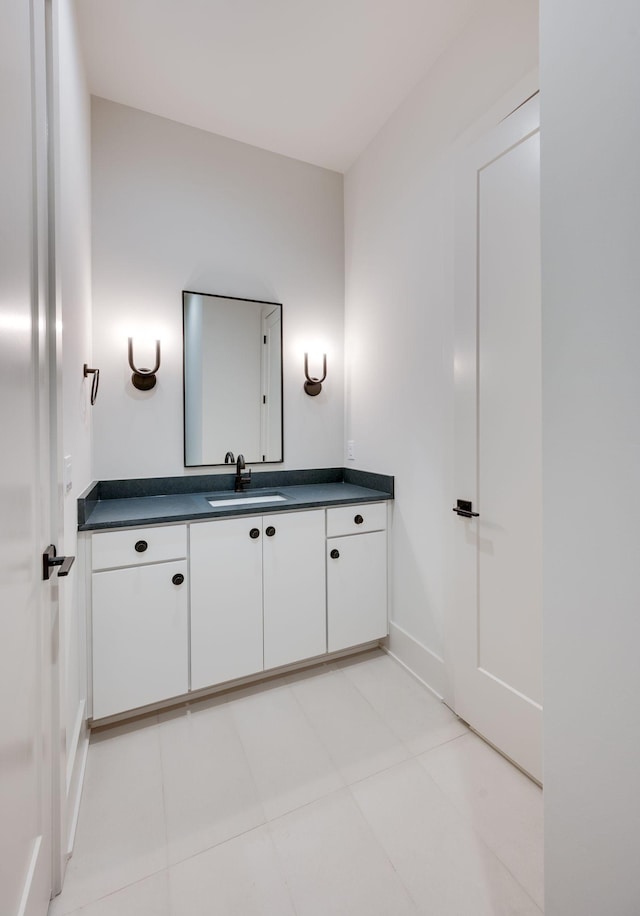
190;516;264;690
92;561;188;719
327;531;388;652
263;510;326;669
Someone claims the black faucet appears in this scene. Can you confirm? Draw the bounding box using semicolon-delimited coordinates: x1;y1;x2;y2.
235;454;251;492
224;451;235;464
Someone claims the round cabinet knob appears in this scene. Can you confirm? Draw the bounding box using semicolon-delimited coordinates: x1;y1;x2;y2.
265;526;276;537
249;528;260;539
354;514;364;525
172;573;184;585
135;540;148;553
330;548;340;559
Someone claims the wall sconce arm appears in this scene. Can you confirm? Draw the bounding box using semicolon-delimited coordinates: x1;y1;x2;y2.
304;352;327;397
128;338;161;390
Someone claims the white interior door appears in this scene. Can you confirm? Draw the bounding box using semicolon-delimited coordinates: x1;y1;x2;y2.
452;95;542;782
0;1;55;913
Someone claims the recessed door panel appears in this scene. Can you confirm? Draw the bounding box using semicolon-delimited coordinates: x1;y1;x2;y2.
477;131;543;704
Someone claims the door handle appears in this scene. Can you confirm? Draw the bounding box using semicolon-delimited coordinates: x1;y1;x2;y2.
43;545;75;580
452;499;479;519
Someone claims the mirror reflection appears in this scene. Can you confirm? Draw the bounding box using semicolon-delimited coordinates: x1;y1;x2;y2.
183;291;283;466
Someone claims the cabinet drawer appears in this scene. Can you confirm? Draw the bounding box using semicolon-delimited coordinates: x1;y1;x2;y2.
92;524;187;571
326;502;387;537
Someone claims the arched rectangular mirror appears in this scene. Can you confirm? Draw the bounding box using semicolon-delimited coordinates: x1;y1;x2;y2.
183;291;283;466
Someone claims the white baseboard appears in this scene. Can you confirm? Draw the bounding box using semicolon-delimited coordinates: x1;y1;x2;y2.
384;621;446;700
66;700;86;793
64;701;89;859
16;836;41;916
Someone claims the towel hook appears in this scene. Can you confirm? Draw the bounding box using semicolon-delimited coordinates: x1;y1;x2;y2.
83;364;100;405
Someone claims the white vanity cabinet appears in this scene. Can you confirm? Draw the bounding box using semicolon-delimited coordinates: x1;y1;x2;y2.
87;499;389;720
190;509;326;689
91;525;189;719
326;504;388;652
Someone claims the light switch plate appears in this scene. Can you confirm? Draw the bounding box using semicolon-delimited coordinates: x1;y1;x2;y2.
64;454;72;495
347;440;355;461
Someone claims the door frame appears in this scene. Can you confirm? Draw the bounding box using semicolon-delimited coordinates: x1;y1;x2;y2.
43;0;69;893
36;0;65;901
10;0;62;912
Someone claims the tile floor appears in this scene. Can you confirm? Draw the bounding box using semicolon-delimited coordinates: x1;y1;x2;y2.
49;649;543;916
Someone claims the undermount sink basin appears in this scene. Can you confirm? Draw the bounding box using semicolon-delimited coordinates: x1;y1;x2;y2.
206;492;288;508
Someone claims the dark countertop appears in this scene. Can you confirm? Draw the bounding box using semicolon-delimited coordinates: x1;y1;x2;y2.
78;468;394;531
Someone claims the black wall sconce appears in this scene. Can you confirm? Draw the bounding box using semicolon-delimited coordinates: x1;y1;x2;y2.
304;352;327;397
128;338;161;390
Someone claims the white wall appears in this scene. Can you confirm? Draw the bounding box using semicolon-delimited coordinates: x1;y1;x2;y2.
91;98;344;480
53;0;92;867
344;0;539;692
541;1;640;912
